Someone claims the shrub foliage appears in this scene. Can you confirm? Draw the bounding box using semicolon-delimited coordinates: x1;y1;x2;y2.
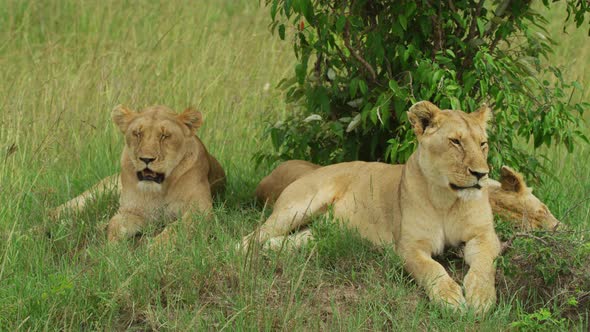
261;0;590;179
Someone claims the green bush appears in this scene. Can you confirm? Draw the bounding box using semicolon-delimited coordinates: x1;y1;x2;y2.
259;0;590;179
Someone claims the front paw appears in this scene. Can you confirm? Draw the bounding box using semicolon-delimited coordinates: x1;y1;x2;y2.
107;214;143;242
429;277;466;310
238;229;271;252
147;228;177;256
238;232;257;252
152;228;175;246
464;271;496;313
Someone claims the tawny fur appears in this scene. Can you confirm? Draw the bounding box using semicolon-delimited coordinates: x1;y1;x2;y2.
243;101;501;313
53;105;226;243
256;162;561;231
488;166;561;230
255;160;321;205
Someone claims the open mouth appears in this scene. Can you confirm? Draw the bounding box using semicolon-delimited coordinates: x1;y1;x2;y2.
137;169;165;184
450;183;481;191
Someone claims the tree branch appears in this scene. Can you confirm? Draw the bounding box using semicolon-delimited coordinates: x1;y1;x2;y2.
465;0;485;43
432;6;444;55
487;0;514;53
343;19;377;82
459;0;485;79
500;232;550;255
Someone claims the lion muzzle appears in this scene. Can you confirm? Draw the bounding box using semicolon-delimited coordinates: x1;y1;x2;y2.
137;169;165;184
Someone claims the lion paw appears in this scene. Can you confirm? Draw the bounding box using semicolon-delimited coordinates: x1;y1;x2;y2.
429;277;466;310
238;230;271;252
237;233;256;252
152;228;175;246
464;271;496;314
147;229;176;256
107;213;144;242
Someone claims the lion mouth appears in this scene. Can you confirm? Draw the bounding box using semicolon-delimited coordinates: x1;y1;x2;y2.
450;183;481;191
137;169;165;184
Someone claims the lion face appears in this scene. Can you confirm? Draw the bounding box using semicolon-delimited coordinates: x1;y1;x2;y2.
112;105;203;191
408;101;491;200
521;194;561;230
490;166;562;230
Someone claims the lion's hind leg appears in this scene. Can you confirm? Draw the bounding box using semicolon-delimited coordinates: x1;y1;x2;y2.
241;181;335;250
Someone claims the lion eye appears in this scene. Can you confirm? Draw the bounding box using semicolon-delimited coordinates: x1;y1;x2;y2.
160;133;170;140
450;138;461;146
133;131;142;138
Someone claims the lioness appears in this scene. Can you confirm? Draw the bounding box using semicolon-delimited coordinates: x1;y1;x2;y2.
256;161;561;231
488;166;561;230
242;101;500;312
53;105;226;242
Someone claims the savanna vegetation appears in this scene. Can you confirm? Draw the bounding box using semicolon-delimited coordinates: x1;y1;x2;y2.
0;0;588;330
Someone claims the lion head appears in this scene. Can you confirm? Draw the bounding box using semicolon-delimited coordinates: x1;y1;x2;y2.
112;105;203;191
408;101;491;200
489;166;562;230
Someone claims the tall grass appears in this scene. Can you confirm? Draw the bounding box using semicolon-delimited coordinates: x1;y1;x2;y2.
0;0;588;330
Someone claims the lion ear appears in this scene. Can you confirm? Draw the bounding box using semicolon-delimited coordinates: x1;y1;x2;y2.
407;101;441;137
499;165;527;194
178;107;203;132
111;105;137;133
471;103;492;126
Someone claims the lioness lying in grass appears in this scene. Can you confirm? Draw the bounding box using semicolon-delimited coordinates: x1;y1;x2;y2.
256;161;561;231
53;105;225;243
243;101;504;313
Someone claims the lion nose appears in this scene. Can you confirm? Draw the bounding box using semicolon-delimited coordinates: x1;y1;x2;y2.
469;168;488;180
140;157;156;165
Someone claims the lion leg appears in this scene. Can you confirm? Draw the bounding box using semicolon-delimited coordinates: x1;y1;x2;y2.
401;248;466;310
241;184;333;250
107;212;146;242
52;174;120;219
463;232;501;313
264;229;314;251
151;207;212;247
153;183;214;246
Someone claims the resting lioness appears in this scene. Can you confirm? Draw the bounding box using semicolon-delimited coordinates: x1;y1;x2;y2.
242;101;500;312
53;105;226;242
256;161;561;231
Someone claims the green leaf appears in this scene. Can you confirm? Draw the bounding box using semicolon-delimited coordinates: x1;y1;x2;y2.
476;18;486;37
270;128;283;149
388;80;400;93
369;107;378;125
565;135;574;153
329;121;344;138
278;24;286;40
270;1;278;21
283;0;293;17
449;96;461;110
295;63;306;84
399;15;407;31
350;78;359;98
300;0;313;22
336;15;346;33
359;80;368;95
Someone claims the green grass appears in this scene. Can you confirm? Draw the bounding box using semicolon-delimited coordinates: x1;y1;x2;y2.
0;1;589;330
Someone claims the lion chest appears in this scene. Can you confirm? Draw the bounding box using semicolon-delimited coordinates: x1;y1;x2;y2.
119;189;185;223
442;201;493;245
399;207;469;256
